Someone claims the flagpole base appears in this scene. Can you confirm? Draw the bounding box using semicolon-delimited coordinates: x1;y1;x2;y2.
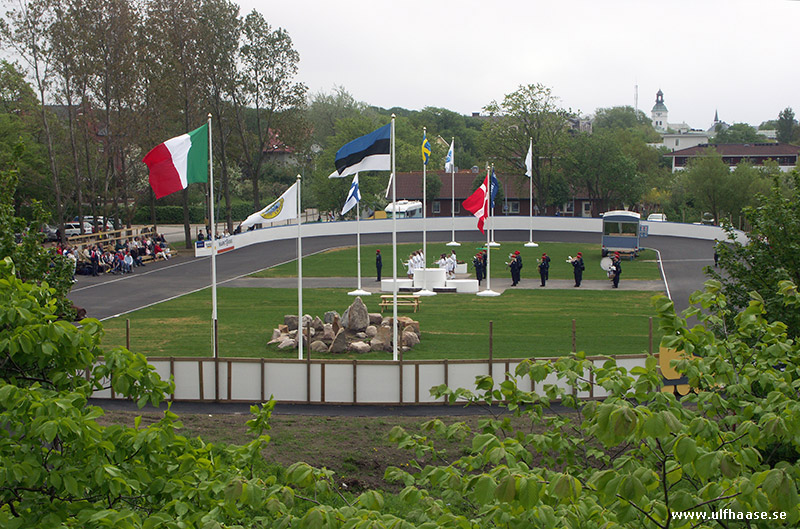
524;241;539;247
477;289;501;297
416;289;437;297
488;241;501;247
348;289;372;296
446;241;461;247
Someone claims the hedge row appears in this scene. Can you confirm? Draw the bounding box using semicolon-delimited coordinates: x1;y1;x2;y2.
131;204;256;225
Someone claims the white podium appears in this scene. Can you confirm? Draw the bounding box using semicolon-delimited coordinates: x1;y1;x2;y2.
412;268;447;289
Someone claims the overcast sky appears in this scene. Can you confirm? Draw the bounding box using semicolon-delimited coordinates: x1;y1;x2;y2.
239;0;799;130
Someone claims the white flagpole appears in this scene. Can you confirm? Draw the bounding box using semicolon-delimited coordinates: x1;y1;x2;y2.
488;166;500;247
418;127;435;297
391;115;398;361
296;174;304;360
525;138;538;248
478;164;500;297
348;179;370;297
446;137;460;247
208;114;220;402
208;114;218;361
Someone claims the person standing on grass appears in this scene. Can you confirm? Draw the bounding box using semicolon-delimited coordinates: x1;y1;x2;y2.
538;253;549;287
375;249;382;282
612;252;622;289
571;252;584;287
473;253;484;285
509;254;521;286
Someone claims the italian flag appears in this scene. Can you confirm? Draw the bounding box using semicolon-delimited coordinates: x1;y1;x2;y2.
143;123;209;199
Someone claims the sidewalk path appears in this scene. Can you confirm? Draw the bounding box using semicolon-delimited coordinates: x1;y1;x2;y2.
226;276;666;293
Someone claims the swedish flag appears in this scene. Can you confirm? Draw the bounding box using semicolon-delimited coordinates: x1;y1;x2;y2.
421;132;432;165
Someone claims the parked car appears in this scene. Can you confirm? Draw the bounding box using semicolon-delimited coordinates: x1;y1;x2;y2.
73;216;115;231
64;221;93;238
647;213;667;222
40;224;59;242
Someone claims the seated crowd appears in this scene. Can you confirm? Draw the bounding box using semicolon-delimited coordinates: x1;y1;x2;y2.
54;232;172;278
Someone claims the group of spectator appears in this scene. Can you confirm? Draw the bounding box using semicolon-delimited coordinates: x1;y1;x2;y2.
53;232;172;278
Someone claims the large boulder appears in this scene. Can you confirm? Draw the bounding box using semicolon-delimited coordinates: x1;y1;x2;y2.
284;315;298;331
310;340;329;353
386;316;420;336
402;330;420;348
328;328;348;354
368;313;383;325
324;311;340;325
341;297;369;332
349;341;371;354
321;323;336;343
365;325;378;338
312;316;324;331
277;338;296;350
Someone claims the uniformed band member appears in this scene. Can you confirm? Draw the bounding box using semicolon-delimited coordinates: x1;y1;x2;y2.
571;252;584;287
375;249;382;282
612;252;622;288
538;252;549;286
509;254;521;286
473;253;484;285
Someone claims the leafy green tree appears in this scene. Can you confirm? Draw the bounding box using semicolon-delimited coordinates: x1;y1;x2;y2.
683;148;729;222
560;131;644;211
483;84;574;209
593;105;660;142
777;107;796;144
0;149;73;318
713;122;768;144
708;170;800;337
236;10;306;211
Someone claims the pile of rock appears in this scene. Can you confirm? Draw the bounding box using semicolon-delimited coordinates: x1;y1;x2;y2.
268;297;421;354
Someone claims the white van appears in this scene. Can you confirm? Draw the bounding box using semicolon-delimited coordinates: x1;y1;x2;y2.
64;222;93;237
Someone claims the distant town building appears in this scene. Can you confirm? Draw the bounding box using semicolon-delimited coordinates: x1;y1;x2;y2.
663;143;800;172
657;132;711;151
651;89;668;133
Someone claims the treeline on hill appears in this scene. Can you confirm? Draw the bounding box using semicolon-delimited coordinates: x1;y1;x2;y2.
1;0;798;249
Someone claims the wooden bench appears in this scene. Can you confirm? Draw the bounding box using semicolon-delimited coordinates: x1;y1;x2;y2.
379;294;420;313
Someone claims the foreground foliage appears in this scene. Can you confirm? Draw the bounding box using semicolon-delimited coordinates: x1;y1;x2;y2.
1;252;799;527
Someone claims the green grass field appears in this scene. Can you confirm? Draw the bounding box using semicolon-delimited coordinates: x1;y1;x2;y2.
100;286;665;360
251;242;661;281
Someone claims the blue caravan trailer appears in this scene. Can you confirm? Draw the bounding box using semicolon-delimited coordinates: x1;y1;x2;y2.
601;210;640;257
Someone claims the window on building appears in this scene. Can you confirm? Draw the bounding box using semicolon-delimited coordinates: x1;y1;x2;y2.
432;201;440;214
510;201;520;214
454;202;460;214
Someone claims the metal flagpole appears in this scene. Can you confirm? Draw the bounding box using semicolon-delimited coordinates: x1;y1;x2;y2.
525;138;538;248
296;174;304;360
478;163;500;297
208;114;220;401
418;127;435;297
391;115;399;361
488;166;500;247
446;137;460;247
348;182;370;296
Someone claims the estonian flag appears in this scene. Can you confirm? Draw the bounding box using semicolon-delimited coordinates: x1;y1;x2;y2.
490;168;499;208
341;173;361;215
329;124;391;178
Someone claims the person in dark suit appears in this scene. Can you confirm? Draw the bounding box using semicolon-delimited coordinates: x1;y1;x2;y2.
612;252;622;288
538;253;549;286
571;252;584;287
375;249;382;282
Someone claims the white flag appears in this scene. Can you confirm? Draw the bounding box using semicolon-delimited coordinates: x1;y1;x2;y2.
342;173;361;215
240;182;298;229
525;138;533;177
444;140;455;173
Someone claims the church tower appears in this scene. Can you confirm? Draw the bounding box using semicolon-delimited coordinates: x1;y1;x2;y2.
651;89;668;132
